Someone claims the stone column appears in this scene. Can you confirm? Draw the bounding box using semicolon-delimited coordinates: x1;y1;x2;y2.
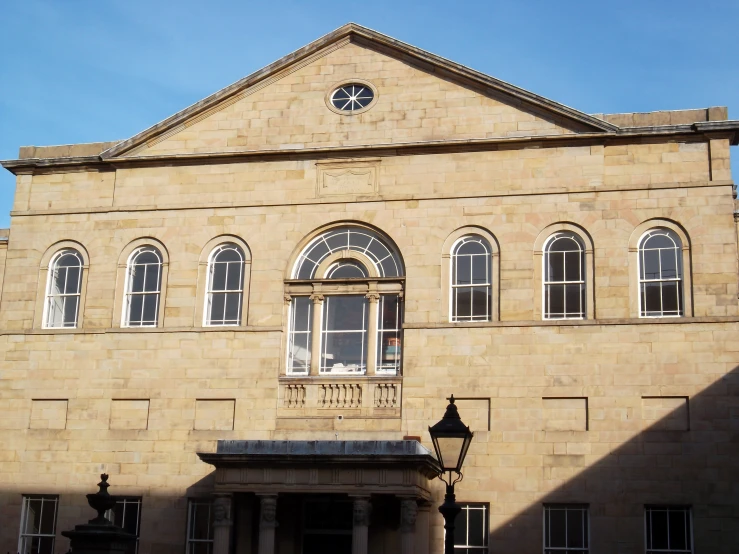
400;498;419;554
414;502;431;554
365;293;380;375
351;496;372;554
257;495;279;554
309;294;324;376
212;494;233;554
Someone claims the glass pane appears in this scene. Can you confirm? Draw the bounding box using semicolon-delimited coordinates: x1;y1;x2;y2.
224;292;241;323
323;332;365;370
564;284;582;317
51;269;66;295
471;287;489;319
455;257;472;285
548;509;566;547
63;296;79;326
468;508;485;546
435;436;464;470
454;288;472;320
324;296;366;331
380;256;399;277
643;282;662;315
211;263;227;291
668;509;687;550
215;247;242;263
190;503;212;540
144;264;161;292
650;510;669;549
292;297;312;331
564;251;581;282
57;252;80;268
36;536;55;554
325;233;348;252
328;262;367;279
130;266;146;293
548;285;564;317
225;263;243;291
367;239;390;266
209;293;225;323
547;252;564;282
129;295;144;324
660;248;679;279
456;241;486;255
644;234;675;249
142;295;158;324
567;510;584;547
64;266;81;294
661;282;680;314
471;256;488;285
380;295;400;329
642;249;660;280
25;499;43;533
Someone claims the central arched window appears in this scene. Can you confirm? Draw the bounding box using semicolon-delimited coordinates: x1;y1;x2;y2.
44;249;83;328
543;233;585;319
638;229;683;317
122;246;163;327
205;244;246;326
450;235;492;322
287;226;404;376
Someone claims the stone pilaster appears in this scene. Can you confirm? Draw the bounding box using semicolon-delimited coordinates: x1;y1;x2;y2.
400;498;418;554
212;494;233;554
257;495;279;554
351;496;372;554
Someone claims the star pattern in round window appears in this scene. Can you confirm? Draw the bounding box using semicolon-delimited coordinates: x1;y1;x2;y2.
330;84;374;112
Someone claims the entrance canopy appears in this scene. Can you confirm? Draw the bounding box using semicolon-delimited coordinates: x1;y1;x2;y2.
198;440;440;500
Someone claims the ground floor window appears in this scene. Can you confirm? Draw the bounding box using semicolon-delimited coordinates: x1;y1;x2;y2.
453;502;488;552
302;498;353;553
18;495;58;554
106;496;142;554
543;504;589;553
187;499;214;554
645;506;692;553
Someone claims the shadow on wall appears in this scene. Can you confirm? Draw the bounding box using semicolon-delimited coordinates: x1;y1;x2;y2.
484;365;739;554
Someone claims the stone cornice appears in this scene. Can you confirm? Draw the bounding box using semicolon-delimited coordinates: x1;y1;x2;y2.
4;123;739;176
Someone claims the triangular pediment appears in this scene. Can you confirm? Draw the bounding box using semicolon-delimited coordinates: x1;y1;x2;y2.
102;24;618;159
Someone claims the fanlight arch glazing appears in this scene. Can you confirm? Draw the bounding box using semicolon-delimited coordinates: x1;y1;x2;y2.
292;227;403;279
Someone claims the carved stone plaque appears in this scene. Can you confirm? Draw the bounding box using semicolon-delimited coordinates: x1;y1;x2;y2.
316;159;380;197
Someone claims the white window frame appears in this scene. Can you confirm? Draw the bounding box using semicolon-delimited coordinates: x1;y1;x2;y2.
542;232;586;320
186;499;214;554
644;505;693;554
43;249;83;329
286;296;313;375
376;294;402;374
320;295;369;374
452;502;489;552
203;244;245;326
18;495;58;554
450;235;492;322
637;229;684;318
105;496;141;554
122;247;163;328
543;504;589;553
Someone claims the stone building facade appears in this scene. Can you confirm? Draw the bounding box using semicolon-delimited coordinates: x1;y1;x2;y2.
1;23;738;554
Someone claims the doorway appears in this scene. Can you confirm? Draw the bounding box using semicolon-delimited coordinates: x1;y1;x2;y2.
302;497;352;554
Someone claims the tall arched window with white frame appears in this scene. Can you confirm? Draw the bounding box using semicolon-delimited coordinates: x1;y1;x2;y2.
205;244;246;326
44;249;83;328
543;232;586;319
286;226;404;376
122;246;163;327
450;235;492;322
639;229;684;317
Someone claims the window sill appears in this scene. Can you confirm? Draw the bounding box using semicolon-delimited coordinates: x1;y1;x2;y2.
406;315;736;329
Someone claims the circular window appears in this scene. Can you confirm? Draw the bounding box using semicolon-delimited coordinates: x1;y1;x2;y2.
326;81;378;115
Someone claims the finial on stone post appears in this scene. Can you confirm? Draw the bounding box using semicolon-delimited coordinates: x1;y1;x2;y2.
87;474;116;524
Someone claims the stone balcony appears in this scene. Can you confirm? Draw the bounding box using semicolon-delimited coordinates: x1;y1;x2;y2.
277;376;402;419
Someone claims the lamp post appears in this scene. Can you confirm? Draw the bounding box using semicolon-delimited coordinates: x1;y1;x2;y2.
428;395;474;554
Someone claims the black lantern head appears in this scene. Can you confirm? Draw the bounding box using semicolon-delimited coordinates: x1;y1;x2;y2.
428;395;474;474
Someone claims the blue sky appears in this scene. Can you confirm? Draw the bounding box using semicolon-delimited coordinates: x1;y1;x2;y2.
1;0;737;228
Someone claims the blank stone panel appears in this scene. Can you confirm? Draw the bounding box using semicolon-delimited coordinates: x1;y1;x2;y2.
454;398;490;432
194;399;235;431
542;398;588;431
110;399;150;430
30;399;68;429
642;397;689;431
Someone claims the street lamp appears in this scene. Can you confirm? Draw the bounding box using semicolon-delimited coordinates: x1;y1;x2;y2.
428;394;474;554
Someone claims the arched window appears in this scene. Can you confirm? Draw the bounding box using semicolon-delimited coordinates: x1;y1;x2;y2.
122;247;163;327
205;244;246;326
543;233;586;319
44;249;83;328
639;229;684;317
450;236;492;322
287;226;404;376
